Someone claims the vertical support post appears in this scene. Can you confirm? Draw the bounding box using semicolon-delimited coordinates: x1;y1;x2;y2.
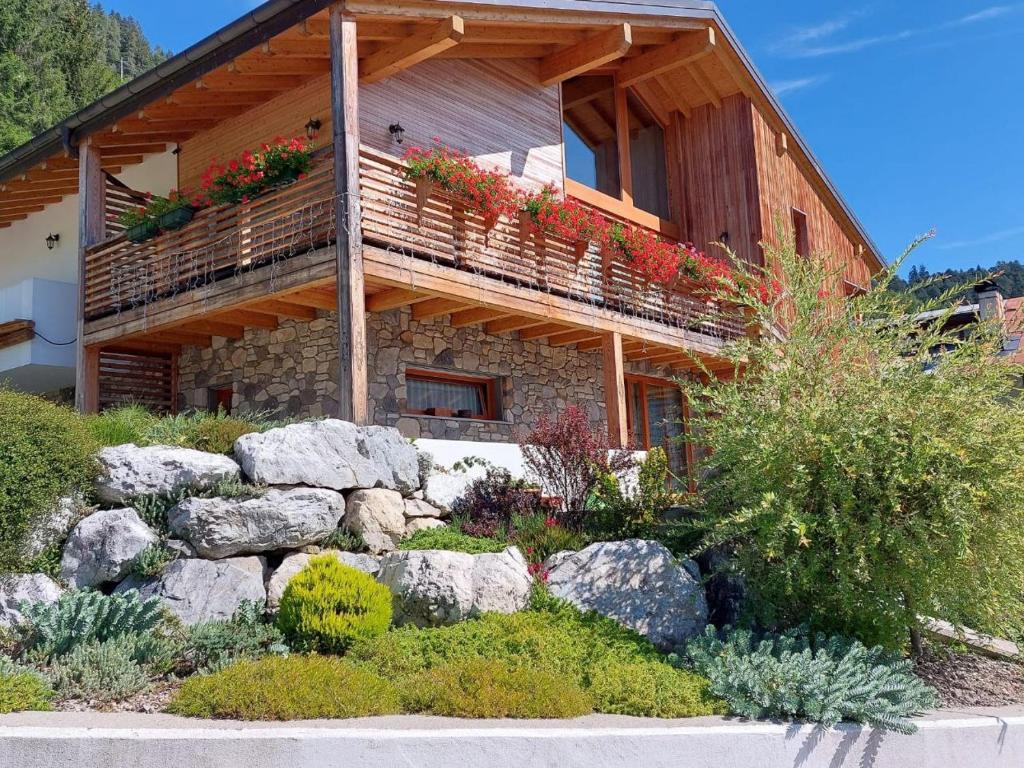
76;138;104;413
614;82;633;207
330;3;368;424
602;332;628;448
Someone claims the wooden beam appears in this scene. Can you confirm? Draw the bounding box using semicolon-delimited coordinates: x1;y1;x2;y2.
519;322;568;340
616;28;716;88
210;308;279;330
547;329;601;347
331;6;368;424
576;337;605;352
603;332;628;449
359;15;464;84
614;84;633;207
538;23;631;87
366;287;430;312
145;330;213;347
285;287;338;311
411;297;468;321
685;61;721;108
247;298;317;321
775;131;789;157
485;316;547;334
178;320;246;339
449;307;509;328
76;139;104;414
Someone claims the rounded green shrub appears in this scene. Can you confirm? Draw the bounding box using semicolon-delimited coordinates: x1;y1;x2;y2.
0;672;53;714
84;405;157;448
166;655;401;720
401;658;592;718
277;555;392;653
587;658;725;718
0;390;96;571
399;527;506;554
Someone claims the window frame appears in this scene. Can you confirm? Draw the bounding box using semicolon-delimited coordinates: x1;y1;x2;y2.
792;207;811;259
403;367;500;421
624;373;695;491
560;77;679;237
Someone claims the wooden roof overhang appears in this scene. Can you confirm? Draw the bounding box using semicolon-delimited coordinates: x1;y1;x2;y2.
0;0;882;273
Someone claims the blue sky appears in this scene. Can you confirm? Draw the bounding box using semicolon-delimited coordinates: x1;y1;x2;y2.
100;1;1024;275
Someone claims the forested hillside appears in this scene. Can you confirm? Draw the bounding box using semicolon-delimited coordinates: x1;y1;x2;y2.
891;261;1024;302
0;0;167;153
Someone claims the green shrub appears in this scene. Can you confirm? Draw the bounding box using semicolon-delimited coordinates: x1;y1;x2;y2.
0;390;96;572
47;637;150;702
508;513;585;563
186;601;286;672
588;658;724;718
277;556;392;654
131;543;178;578
682;627;937;733
24;543;63;580
84;405;157;447
0;671;53;713
322;527;366;552
399;527;506;554
401;659;592;718
682;235;1024;648
588;447;677;541
18;589;165;660
166;655;401;720
131;480;260;537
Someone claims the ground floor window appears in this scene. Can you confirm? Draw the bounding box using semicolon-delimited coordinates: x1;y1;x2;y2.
625;375;691;487
404;368;499;420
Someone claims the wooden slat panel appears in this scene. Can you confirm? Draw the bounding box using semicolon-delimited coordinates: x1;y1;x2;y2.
98;349;176;413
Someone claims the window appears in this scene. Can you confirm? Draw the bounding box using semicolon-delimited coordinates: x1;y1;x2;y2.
625;376;690;488
208;386;232;415
404;369;499;420
562;75;670;219
792;208;810;258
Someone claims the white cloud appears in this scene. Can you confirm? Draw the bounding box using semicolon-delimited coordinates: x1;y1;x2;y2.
956;6;1013;24
771;75;830;95
937;225;1024;250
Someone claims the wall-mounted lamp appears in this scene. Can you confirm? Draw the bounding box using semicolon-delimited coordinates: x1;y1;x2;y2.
388;122;405;145
45;233;60;250
719;231;730;246
304;117;322;141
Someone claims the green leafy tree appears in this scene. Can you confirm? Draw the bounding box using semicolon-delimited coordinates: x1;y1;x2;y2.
681;232;1024;650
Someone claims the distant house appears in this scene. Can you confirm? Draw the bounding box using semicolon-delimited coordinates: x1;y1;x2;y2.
0;0;882;477
916;280;1024;366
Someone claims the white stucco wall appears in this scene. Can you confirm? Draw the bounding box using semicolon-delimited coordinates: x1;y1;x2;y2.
0;149;177;391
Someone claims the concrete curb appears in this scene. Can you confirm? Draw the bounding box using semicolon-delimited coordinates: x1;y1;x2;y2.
1;708;1021;767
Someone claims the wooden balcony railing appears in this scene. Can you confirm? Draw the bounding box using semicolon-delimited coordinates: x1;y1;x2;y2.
83;146;745;342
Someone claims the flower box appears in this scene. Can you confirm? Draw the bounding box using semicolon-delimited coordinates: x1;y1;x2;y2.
125;219;159;243
157;206;195;231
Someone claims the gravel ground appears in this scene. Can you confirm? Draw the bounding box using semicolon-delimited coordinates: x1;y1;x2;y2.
915;646;1024;708
54;679;182;714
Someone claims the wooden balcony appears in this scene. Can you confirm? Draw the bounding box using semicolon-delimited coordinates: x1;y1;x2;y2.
82;147;745;364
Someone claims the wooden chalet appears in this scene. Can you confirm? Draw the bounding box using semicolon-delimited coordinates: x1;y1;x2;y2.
0;0;883;474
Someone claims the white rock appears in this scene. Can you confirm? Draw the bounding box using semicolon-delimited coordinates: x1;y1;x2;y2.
377;546;531;627
168;487;345;559
404;517;446;537
404;498;445;519
234;420;418;492
117;557;267;625
0;574;63;628
343;489;407;554
24;495;85;560
95;444;241;504
60;508;159;588
266;550;381;609
422;464;488;511
545;539;708;650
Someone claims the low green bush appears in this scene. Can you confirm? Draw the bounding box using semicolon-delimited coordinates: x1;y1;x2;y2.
508;513;585;564
185;601;286;673
682;627;938;733
399;527;506;554
84;405;157;447
0;671;53;714
401;658;592;718
131;543;178;578
0;390;96;572
85;406;278;454
46;638;150;702
588;658;724;718
322;527;366;552
167;655;401;720
277;555;392;654
588;447;677;541
17;589;166;661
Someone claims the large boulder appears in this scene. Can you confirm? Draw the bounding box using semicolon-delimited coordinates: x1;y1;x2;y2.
60;508;159;588
95;444;241;504
343;489;407;554
234;420;418;493
404;517;446;537
421;464;488;511
168;488;345;559
24;495;86;560
545;539;708;651
0;574;63;629
377;547;531;627
266;550;381;609
117;557;266;625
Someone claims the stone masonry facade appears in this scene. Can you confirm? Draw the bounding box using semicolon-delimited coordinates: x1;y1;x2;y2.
177;306;672;441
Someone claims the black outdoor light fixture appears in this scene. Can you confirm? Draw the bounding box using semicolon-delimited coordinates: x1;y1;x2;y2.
719;230;730;245
305;117;322;140
45;233;60;250
389;122;405;144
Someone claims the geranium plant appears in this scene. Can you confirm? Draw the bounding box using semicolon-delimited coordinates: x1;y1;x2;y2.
198;136;312;206
522;185;606;244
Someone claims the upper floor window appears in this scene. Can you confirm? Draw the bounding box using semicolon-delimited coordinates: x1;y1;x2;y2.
562;75;670;220
792;208;810;258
